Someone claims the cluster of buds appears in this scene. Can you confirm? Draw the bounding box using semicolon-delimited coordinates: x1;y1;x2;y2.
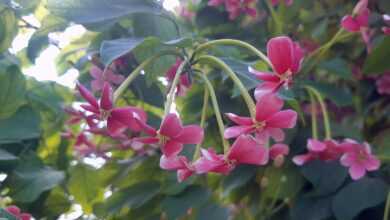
4;206;31;220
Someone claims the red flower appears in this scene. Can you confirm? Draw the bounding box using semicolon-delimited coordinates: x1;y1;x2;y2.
376;72;390;95
77;82;147;136
194;135;269;174
340;139;380;180
271;0;293;6
293;139;346;165
5;206;32;220
160;155;195;182
166;59;191;97
224;94;297;143
250;36;303;100
135;113;204;157
341;0;370;32
89;65;124;92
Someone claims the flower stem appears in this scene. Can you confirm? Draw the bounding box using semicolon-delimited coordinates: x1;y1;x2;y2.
265;0;283;35
305;86;331;139
113;50;181;103
195;39;271;67
305;88;319;139
196;55;257;118
384;191;390;220
164;59;188;116
193;88;209;160
197;72;230;153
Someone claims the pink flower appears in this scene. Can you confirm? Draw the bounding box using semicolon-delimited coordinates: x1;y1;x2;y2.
64;107;86;125
89;65;124;92
269;143;289;167
376;72;390;95
271;0;293;6
341;0;370;32
293;139;346;165
208;0;225;6
194;135;269;174
250;36;303;100
77;83;147;136
166;59;192;97
208;0;257;20
340;139;380;180
5;206;32;220
224;94;297;143
160;155;195;182
135;113;204;157
383;27;390;35
74;133;98;157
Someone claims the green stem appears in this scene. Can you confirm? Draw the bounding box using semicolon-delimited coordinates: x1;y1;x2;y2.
306;88;319;139
265;0;283;35
197;72;230;153
113;50;180;102
305;86;331;139
193;88;209;160
164;59;188;116
197;55;257;118
195;39;271;67
384;191;390;220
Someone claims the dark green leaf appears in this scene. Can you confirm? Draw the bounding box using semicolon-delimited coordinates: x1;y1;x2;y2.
332;178;388;220
7;154;65;202
0;107;40;143
0;8;18;53
301;160;348;197
319;58;352;79
196;202;229;220
290;195;333;220
363;36;390;75
0;65;26;119
222;165;256;197
304;81;353;106
0;208;18;220
162;185;210;220
100;38;145;66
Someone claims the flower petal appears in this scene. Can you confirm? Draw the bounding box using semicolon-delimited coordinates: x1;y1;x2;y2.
159;113;183;138
341;15;360;32
349;164;366;180
249;67;279;82
267;128;285;142
267;36;294;75
270;143;289;160
174;125;204;144
266;110;297;128
225;113;253;125
307;139;326;152
177;169;194;182
160;155;186;170
254;82;280;101
100;83;113;110
228;135;269;165
162;140;183;157
91;79;104;92
77;83;99;109
255;94;284;121
107;116;127;136
292;154;312;166
224;125;253;139
365;155;380;171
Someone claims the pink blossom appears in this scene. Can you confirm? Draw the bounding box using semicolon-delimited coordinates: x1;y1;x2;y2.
269;143;289;167
160;155;195;182
250;36;303;100
341;0;370;32
340;139;380;180
166;59;192;97
194;135;269;174
271;0;293;6
224;94;297;143
208;0;257;20
74;133;98;157
376;72;390;95
77;83;147;136
293;139;346;165
135;113;204;157
89;65;124;92
5;205;32;220
383;27;390;35
64;107;86;125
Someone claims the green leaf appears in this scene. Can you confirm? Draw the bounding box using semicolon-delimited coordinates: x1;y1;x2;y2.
319;58;352;79
161;185;211;220
0;65;26;119
222;165;256;197
100;181;160;214
132;13;179;41
100;38;145;66
291;195;333;220
301;160;348;197
0;149;18;162
0;8;18;53
47;0;161;26
68;164;104;214
196;202;229;220
0;107;40;144
7;154;65;202
363;36;390;75
304;81;353;106
332;178;388;220
43;187;71;218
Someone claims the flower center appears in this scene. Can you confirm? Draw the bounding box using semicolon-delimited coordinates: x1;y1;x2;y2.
157;132;170;145
100;109;112;120
253;121;266;131
357;149;368;162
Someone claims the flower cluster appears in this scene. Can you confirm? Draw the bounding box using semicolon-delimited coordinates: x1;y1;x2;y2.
208;0;257;20
5;206;31;220
293;139;380;180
